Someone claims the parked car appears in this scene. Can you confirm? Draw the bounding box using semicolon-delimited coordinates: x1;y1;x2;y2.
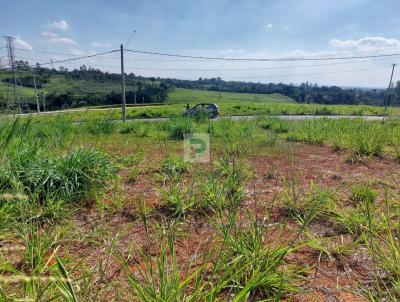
183;103;220;118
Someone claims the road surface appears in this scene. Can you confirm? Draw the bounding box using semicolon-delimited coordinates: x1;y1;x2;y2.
5;109;392;122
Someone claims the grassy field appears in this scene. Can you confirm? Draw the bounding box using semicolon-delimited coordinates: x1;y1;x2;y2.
6;87;399;123
167;87;295;103
1;113;400;301
1;71;399;120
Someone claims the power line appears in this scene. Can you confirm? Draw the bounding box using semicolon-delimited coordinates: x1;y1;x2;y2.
125;49;400;62
16;54;396;72
117;58;397;72
225;66;389;80
15;47;116;58
10;49;119;68
5;50;396;75
15;48;83;57
15;46;400;65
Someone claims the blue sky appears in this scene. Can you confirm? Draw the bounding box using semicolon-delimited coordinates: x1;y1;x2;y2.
1;0;400;87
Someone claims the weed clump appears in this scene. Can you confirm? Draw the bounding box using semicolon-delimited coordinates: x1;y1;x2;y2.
213;219;303;299
160;155;189;176
258;116;290;133
85;117;116;135
160;185;195;217
127;166;140;183
350;184;377;205
3;148;114;203
282;186;334;223
349;122;385;157
119;121;149;137
201;179;226;210
314;106;333;115
168;117;194;140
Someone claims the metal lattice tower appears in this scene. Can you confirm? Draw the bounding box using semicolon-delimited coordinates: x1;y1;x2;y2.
4;35;25;113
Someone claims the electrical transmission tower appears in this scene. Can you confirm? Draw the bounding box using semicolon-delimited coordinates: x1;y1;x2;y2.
3;35;26;113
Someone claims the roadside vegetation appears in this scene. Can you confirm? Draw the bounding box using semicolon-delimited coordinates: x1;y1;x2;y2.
1;113;400;301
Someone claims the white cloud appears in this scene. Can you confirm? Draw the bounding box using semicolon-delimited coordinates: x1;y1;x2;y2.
90;41;112;48
221;48;245;55
329;36;400;52
48;37;77;45
68;49;85;56
14;36;33;50
41;31;58;38
49;20;69;31
265;23;273;30
41;30;76;45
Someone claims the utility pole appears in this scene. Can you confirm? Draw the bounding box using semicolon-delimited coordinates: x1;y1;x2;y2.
41;84;46;112
354;89;358;105
33;73;40;114
120;44;126;122
218;73;221;98
304;81;308;104
133;77;137;105
385;63;396;117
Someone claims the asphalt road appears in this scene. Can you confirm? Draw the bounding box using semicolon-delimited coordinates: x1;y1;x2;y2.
7;109;391;122
127;114;390;122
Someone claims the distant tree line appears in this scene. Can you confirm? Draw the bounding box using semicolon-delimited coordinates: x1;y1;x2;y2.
0;62;169;110
1;61;399;110
163;77;398;106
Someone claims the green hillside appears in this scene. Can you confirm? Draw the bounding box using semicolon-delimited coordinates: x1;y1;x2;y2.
167;88;294;104
1;71;399;121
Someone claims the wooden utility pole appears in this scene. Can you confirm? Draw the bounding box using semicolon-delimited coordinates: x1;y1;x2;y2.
33;74;40;114
120;44;126;122
304;81;308;104
41;84;46;112
134;81;137;105
385;63;396;116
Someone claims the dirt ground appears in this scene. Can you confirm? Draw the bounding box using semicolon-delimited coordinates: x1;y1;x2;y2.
63;142;400;301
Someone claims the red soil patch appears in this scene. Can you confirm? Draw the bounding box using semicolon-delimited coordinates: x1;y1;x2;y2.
62;142;399;301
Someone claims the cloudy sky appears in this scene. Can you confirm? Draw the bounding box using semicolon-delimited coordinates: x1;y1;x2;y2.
1;0;400;87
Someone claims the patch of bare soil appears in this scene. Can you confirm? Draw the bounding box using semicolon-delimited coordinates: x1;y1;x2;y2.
62;142;399;301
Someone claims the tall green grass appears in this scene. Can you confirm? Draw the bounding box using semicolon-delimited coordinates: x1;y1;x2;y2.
280;118;398;158
167;117;195;140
